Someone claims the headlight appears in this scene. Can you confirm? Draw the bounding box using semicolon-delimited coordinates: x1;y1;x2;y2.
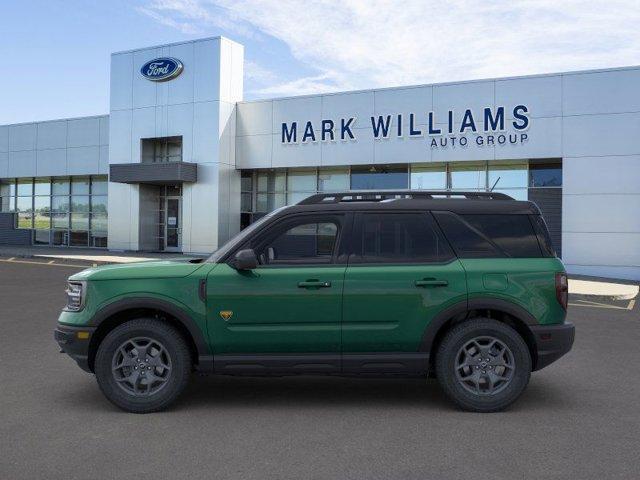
64;281;86;312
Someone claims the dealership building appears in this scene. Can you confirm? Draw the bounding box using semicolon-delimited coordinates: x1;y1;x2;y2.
0;36;639;279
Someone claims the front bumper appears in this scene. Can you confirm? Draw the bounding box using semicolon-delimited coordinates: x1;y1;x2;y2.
54;324;96;373
530;321;575;371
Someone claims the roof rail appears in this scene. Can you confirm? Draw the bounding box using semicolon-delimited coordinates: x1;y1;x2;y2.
297;190;513;205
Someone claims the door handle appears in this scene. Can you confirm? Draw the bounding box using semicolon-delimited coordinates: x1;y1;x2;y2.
298;280;332;289
415;279;448;287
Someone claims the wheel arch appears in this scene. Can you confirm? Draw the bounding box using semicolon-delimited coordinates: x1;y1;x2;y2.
87;297;211;373
421;298;539;371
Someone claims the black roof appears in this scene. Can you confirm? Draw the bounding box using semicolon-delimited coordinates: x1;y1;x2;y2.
276;191;540;216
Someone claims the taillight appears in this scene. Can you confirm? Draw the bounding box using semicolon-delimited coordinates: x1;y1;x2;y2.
555;272;568;310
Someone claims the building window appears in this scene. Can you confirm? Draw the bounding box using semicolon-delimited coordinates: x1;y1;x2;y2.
240;171;254;230
141;136;183;163
410;163;447;190
351;164;408;190
239;159;562;229
449;162;486;190
242;167;351;229
256;170;286;213
529;161;562;187
286;169;317;204
488;161;528;201
1;175;108;248
0;179;16;212
318;167;349;192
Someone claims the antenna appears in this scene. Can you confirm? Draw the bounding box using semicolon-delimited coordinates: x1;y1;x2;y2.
490;176;501;192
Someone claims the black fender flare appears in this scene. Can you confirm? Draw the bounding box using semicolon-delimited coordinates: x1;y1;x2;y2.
89;297;211;367
419;297;538;354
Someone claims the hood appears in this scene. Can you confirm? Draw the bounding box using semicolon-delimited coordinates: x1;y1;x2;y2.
69;259;206;281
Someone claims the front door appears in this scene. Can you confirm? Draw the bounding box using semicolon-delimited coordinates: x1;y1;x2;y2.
206;213;348;372
341;212;467;373
164;197;181;252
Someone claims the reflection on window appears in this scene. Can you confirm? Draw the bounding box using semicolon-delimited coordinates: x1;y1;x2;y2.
358;213;452;263
450;162;486;190
351;164;408;190
71;196;90;212
34;179;51;196
17;179;33;196
488;162;528;189
141;136;182;163
529;163;562;187
71;177;90;195
71;213;89;230
240;160;562;231
2;175;108;247
259;221;338;265
318;167;349;192
52;178;70;195
0;180;16;213
411;164;447;190
91;195;108;214
34;196;51;229
286;169;317;204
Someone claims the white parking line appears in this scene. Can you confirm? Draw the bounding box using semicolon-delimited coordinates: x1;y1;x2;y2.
569;298;636;310
0;258;90;269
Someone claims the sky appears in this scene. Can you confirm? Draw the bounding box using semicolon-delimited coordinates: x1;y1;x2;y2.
1;0;639;124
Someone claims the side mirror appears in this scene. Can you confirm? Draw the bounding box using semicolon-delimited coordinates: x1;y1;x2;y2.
233;249;258;270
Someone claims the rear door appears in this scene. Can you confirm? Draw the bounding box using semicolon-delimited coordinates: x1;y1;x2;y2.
341;212;467;373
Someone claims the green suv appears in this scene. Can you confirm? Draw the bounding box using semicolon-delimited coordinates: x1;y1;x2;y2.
54;191;574;413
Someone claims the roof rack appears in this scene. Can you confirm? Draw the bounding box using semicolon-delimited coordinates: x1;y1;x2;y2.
298;190;512;205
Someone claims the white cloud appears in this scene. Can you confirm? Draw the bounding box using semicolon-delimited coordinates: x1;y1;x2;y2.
136;6;203;35
139;0;262;39
254;72;350;97
141;0;640;97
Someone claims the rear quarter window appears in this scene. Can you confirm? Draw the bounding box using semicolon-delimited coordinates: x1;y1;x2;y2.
530;214;557;257
433;212;543;258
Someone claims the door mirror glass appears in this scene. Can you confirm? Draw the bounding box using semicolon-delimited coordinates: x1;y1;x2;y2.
234;249;258;270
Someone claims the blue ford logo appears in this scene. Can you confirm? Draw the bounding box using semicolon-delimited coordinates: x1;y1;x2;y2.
140;57;184;82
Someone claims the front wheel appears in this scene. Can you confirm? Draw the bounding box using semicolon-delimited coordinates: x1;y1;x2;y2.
435;318;531;412
94;318;192;413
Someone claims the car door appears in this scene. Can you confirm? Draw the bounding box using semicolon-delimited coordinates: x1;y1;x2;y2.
206;212;349;372
341;211;467;373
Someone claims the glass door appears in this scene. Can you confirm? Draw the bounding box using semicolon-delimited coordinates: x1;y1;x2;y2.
164;197;181;251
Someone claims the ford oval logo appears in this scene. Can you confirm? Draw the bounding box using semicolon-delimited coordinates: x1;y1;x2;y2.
140;57;184;82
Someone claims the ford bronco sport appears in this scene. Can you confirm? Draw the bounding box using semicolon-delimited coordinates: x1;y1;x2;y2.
55;191;574;413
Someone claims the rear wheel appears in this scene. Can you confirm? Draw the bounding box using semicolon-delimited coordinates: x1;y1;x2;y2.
435;318;531;412
95;318;191;413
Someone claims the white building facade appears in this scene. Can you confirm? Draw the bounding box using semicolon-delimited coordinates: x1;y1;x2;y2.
1;36;639;279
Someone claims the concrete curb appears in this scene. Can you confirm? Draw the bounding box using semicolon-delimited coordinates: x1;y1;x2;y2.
568;278;639;301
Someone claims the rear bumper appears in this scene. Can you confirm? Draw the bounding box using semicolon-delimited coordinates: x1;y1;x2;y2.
531;322;575;371
54;324;96;373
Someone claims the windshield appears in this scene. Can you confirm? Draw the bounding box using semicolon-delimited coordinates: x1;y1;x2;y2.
206;206;288;263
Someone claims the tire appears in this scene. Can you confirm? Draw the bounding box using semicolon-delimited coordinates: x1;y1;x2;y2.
94;318;192;413
435;318;531;412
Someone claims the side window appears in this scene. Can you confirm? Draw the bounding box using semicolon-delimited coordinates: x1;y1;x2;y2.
353;213;453;264
254;219;339;265
462;214;542;258
433;211;543;258
530;214;556;257
433;211;503;258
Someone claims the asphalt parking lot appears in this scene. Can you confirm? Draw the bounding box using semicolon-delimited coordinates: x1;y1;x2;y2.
1;258;639;480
